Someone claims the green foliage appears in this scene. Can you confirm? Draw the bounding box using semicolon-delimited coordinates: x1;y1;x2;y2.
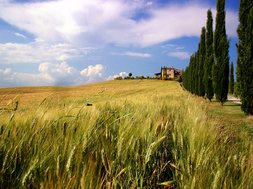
198;27;206;97
135;75;146;80
229;63;234;94
237;1;253;114
184;0;230;106
183;29;206;97
213;0;229;105
204;9;214;101
182;66;189;90
194;52;200;95
114;76;123;80
183;53;199;95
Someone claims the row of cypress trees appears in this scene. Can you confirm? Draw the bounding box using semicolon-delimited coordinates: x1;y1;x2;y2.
237;1;253;115
183;0;253;115
183;26;208;98
183;0;229;105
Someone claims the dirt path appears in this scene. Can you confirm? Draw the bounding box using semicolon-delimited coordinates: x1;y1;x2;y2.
228;96;241;104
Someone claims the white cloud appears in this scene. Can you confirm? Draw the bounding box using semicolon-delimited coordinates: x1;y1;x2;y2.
123;52;151;58
106;76;114;81
167;51;191;60
0;68;48;87
0;41;94;64
0;68;11;75
107;72;129;80
0;0;238;47
175;46;185;50
115;51;151;58
38;62;79;85
146;2;153;7
80;64;104;82
225;10;239;37
14;32;27;39
161;43;191;60
0;63;105;87
118;72;128;78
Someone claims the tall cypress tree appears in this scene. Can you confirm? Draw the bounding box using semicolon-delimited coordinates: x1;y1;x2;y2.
183;66;190;91
198;27;206;97
212;61;217;96
188;55;194;93
237;0;248;96
237;1;253;114
214;0;229;105
229;63;234;94
190;54;196;94
204;9;214;101
194;52;199;95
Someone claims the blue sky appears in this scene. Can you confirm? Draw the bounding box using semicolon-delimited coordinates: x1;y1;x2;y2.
0;0;239;87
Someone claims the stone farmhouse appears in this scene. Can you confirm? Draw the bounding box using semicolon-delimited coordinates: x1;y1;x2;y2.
155;67;183;79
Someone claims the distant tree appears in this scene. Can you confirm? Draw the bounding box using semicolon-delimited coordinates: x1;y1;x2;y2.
198;27;206;97
129;73;132;77
204;9;214;101
237;0;253;114
229;63;234;94
213;0;229;105
140;76;146;80
114;76;123;80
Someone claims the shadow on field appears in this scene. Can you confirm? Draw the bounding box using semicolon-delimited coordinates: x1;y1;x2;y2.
224;103;241;107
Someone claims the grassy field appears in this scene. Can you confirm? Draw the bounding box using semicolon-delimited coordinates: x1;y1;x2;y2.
0;80;252;188
207;100;253;139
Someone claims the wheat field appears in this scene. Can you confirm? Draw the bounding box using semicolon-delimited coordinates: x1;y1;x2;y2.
0;80;252;188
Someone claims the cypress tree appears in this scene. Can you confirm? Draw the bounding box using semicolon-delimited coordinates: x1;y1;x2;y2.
235;56;241;96
212;62;217;96
213;0;229;105
204;9;214;101
236;0;248;97
194;52;199;95
198;27;206;97
190;54;196;94
229;63;234;94
183;66;190;91
237;1;253;114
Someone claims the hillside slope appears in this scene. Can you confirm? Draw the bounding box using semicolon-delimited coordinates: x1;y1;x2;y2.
0;80;252;188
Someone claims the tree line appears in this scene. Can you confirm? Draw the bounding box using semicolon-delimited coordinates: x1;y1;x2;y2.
183;0;253;115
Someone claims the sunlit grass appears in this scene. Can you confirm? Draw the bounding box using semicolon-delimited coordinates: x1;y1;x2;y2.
0;80;252;188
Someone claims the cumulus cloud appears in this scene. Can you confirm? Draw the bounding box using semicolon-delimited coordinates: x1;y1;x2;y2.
0;0;238;47
38;62;79;85
107;72;128;80
0;63;105;87
0;41;94;64
0;68;47;87
80;64;104;82
0;0;239;87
